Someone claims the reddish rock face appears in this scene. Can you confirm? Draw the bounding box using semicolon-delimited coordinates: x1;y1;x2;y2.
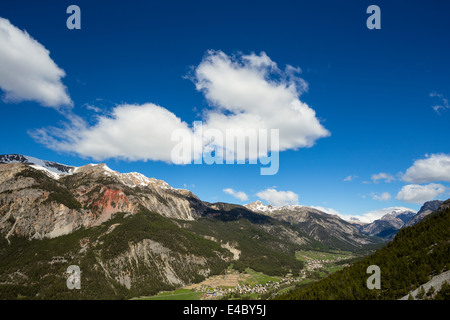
91;189;131;225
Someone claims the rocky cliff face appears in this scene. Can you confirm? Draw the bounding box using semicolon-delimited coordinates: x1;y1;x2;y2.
0;163;87;241
358;208;416;239
100;239;213;290
404;200;443;228
0;159;206;240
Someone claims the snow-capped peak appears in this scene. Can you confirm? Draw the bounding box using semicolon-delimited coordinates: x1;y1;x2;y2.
0;154;175;190
343;207;417;224
245;201;309;214
0;154;76;179
245;200;272;212
116;171;173;189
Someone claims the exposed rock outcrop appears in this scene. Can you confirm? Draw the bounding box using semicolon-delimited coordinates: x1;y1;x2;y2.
0;159;205;240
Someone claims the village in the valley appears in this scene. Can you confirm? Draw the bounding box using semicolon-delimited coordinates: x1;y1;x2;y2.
184;251;352;299
135;250;354;300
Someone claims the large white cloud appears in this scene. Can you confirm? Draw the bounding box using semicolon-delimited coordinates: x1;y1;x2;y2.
402;154;450;183
223;188;249;202
32;50;329;164
31;103;196;163
0;17;72;108
256;188;299;207
395;183;446;204
193;50;330;158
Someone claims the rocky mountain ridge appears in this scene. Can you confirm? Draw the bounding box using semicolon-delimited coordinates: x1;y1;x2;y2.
355;202;442;239
245;199;443;242
244;201;376;250
0;157;205;241
404;200;444;227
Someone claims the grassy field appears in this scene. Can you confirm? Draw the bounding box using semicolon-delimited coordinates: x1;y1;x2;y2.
323;265;345;273
242;268;281;286
133;289;204;300
295;249;353;262
277;278;314;295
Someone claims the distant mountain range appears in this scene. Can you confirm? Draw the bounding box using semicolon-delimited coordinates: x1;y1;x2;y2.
244;199;443;241
245;200;376;250
352;202;443;240
0;154;444;299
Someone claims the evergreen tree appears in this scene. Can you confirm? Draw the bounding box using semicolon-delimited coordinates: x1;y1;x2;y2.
417;286;426;300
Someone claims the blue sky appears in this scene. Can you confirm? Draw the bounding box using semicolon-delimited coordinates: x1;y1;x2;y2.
1;0;449;219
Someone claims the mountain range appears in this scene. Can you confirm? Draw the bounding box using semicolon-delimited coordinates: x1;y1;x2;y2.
244;200;376;250
0;154;443;299
352;202;443;240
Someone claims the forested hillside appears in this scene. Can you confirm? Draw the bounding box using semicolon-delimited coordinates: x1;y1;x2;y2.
277;200;450;300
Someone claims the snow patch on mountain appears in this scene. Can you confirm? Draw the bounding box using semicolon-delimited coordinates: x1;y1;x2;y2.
245;200;312;214
345;207;417;224
0;154;76;179
0;154;174;190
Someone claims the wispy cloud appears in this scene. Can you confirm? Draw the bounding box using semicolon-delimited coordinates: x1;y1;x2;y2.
370;192;391;201
430;92;449;114
223;188;249;202
310;206;341;216
343;175;357;182
371;172;395;183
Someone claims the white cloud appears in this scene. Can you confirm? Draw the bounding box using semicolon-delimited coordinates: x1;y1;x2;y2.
343;207;416;224
430;92;449;114
371;172;395;183
395;183;446;204
193;50;330;158
32;50;329;164
343;175;357;182
256;188;299;207
223;188;249;202
402;154;450;183
371;192;391;201
30;103;197;163
0;17;72;108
